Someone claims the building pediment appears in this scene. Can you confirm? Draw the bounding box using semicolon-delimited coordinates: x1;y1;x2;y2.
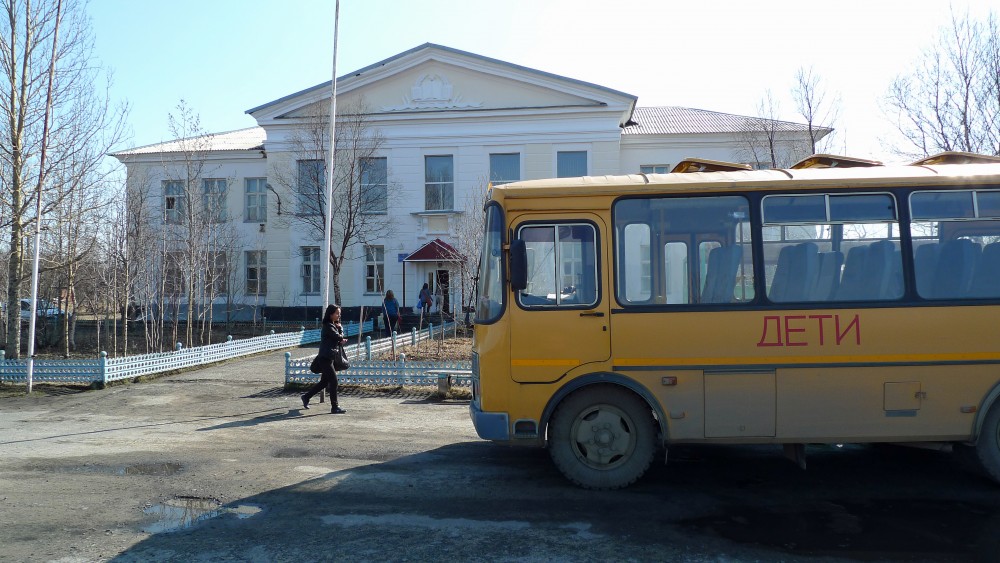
248;43;636;126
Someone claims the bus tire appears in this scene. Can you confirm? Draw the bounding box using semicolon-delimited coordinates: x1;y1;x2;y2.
548;385;657;490
976;404;1000;484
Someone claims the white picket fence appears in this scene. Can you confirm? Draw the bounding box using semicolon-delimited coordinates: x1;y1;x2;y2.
286;321;471;387
0;320;374;386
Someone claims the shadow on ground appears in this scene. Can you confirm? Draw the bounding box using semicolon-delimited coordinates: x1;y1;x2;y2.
109;441;1000;562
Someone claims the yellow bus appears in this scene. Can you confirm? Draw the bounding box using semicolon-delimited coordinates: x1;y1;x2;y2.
470;152;1000;490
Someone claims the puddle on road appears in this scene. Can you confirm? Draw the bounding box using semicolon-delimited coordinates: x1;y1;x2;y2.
274;448;311;458
141;497;263;534
681;499;1000;559
115;462;183;476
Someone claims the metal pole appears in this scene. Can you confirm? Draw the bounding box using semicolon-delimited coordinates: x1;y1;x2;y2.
321;0;341;311
26;0;64;394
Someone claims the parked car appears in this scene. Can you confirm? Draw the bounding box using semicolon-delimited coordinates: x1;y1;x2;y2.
18;298;60;319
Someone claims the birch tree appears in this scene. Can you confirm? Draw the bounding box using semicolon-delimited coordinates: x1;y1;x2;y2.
0;0;126;357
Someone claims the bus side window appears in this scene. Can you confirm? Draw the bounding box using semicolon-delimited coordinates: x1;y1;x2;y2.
516;223;597;308
909;189;1000;301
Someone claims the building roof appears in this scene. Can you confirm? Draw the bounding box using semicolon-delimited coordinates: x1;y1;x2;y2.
111;106;828;158
403;238;462;262
111;127;265;157
623;106;828;136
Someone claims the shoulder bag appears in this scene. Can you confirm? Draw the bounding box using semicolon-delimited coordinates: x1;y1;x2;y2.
333;344;350;371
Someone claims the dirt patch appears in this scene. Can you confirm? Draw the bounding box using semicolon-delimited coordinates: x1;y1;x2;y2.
375;336;472;362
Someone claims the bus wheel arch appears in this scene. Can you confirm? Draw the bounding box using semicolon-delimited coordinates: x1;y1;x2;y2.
975;401;1000;484
546;381;661;490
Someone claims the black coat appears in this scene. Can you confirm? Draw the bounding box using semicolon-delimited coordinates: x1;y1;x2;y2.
317;321;345;359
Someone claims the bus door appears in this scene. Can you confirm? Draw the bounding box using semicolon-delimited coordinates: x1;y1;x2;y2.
509;217;609;383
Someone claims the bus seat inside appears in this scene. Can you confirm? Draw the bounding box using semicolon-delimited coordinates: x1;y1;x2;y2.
932;239;980;299
768;242;818;302
866;240;899;299
701;246;742;303
968;241;1000;298
835;245;869;300
810;250;844;301
914;242;940;298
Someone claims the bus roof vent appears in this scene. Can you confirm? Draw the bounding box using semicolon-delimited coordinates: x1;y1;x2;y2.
790;154;883;169
671;158;752;173
910;151;1000;166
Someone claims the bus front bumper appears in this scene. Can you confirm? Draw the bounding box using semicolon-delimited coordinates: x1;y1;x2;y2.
469;402;509;441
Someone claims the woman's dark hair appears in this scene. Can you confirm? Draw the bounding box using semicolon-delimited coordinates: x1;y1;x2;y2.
422;283;429;289
323;304;340;323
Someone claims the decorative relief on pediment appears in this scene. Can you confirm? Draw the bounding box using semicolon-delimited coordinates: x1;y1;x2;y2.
380;73;483;111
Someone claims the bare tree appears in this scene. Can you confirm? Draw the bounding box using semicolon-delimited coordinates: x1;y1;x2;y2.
148;100;241;347
792;66;840;155
0;0;127;357
885;7;1000;157
736;88;823;170
449;177;490;325
269;99;397;305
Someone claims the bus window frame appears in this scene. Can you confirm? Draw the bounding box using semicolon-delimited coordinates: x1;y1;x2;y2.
474;201;507;325
513;219;602;311
761;191;899;227
612;193;756;310
909;188;1000;221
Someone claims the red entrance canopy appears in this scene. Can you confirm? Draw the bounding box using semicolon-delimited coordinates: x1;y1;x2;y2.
403;238;462;262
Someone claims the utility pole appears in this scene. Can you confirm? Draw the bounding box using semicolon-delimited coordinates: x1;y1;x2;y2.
27;0;64;393
321;0;341;311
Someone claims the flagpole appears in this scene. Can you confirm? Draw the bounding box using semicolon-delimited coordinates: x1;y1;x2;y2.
321;0;340;311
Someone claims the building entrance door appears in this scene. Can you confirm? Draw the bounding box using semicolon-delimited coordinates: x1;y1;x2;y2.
435;270;450;314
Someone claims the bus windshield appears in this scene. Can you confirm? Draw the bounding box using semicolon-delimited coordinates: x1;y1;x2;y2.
475;203;504;323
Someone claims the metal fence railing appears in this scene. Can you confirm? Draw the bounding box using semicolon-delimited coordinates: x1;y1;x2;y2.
285;321;471;388
0;320;374;386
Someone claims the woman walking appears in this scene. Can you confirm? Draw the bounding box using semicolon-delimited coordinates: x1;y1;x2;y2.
382;289;400;335
301;304;348;414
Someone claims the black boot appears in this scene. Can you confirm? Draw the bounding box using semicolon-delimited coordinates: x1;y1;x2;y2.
301;395;310;409
331;405;346;414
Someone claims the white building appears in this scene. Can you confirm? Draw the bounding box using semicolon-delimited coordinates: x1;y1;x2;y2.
113;44;825;320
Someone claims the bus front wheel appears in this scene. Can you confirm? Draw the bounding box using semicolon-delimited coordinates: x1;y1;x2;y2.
976;403;1000;484
548;386;657;490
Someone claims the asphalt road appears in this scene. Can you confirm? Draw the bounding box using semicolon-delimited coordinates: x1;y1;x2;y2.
2;345;1000;562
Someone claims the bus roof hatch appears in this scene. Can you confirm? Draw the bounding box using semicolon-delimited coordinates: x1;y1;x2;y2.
911;151;1000;166
790;154;884;169
670;158;752;173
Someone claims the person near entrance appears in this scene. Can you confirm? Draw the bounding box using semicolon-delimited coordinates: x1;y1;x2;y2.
434;284;444;314
382;289;401;334
418;283;431;317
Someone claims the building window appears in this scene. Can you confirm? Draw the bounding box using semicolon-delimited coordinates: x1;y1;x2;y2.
205;251;228;295
297;159;325;215
557;151;587;178
202;179;227;222
245;178;267;222
489;153;520;185
365;245;384;294
163;180;185;224
246;251;267;296
360;157;387;213
424;155;454;210
164;251;185;296
302;246;320;295
640;164;670;174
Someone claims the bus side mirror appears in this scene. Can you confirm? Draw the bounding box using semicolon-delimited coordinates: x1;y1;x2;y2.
510;238;527;291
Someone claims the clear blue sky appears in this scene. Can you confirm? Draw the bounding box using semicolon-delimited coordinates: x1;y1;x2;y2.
89;0;996;161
